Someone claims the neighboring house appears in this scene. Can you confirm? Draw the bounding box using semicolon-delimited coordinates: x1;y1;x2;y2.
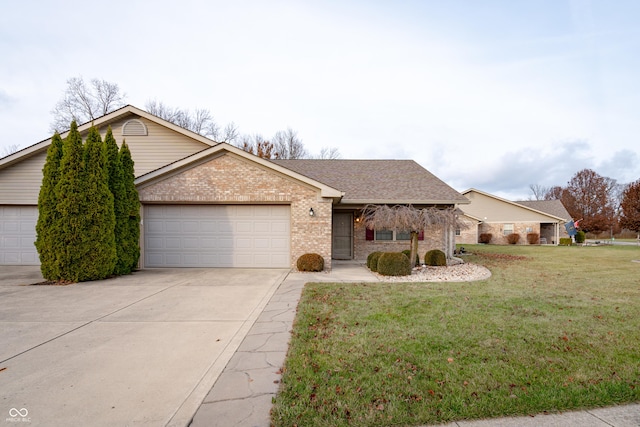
456;189;571;245
0;105;468;269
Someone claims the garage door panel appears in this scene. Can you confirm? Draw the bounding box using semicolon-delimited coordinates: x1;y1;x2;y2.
0;206;39;265
144;205;290;268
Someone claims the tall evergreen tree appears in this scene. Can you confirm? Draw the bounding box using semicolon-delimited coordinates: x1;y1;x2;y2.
107;128;129;275
80;126;117;280
119;141;140;272
35;132;64;280
55;121;86;282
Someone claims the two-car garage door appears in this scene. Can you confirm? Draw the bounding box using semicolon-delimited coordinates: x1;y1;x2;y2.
144;205;290;268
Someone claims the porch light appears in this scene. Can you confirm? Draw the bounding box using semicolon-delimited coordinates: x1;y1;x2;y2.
309;207;315;217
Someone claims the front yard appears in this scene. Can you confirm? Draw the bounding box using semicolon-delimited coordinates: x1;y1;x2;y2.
271;245;640;426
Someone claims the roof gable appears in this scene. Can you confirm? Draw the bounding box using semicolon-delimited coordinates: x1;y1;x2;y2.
0;105;215;172
272;159;468;205
135;143;344;199
461;189;565;222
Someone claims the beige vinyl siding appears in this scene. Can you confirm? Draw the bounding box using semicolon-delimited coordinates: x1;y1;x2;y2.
99;116;212;176
463;191;555;222
0;151;47;204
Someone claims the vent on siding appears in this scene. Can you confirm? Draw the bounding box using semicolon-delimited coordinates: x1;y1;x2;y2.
122;119;148;136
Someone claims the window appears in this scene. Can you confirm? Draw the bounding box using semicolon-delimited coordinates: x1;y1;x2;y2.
396;230;411;240
375;229;393;240
369;229;421;241
455;228;461;236
526;226;533;233
503;224;514;236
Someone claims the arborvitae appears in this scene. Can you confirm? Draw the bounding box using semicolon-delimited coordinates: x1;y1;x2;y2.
35;132;64;280
107;128;129;275
54;121;86;282
79;126;117;281
119;141;140;272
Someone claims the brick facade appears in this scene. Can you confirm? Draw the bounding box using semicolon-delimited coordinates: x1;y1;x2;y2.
353;222;447;262
137;153;333;269
478;222;540;245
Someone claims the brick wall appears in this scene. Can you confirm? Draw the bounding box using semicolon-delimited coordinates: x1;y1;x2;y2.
353;222;447;262
479;222;540;245
138;153;333;269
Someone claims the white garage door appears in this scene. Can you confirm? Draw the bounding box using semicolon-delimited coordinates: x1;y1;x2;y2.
144;205;290;268
0;206;39;265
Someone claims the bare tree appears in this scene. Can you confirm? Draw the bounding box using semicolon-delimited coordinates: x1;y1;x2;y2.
1;144;20;158
145;100;239;143
50;77;127;133
317;146;342;159
237;134;279;159
529;184;551;200
360;204;465;266
272;128;307;159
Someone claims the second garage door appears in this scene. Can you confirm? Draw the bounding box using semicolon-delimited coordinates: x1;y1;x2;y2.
144;205;290;268
0;205;39;265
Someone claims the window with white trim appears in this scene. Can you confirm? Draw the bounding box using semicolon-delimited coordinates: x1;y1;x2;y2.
375;229;412;241
503;224;514;236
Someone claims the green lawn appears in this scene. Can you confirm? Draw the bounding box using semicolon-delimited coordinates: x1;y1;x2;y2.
271;245;640;426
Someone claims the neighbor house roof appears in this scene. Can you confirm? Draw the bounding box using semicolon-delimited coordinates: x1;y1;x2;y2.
272;159;468;205
515;200;571;221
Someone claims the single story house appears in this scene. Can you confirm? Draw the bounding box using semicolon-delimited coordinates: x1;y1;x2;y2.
0;105;468;270
456;189;571;245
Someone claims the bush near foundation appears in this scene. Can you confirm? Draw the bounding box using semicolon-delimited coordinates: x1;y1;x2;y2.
367;251;383;272
507;233;520;244
401;249;420;266
424;249;447;266
377;252;412;276
297;253;324;272
527;233;540;244
479;233;492;244
559;238;573;246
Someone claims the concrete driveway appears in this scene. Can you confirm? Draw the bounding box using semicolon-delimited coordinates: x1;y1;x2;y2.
0;266;289;426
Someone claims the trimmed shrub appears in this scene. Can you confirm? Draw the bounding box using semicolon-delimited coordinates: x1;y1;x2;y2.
575;230;586;244
526;233;540;244
368;251;383;272
479;233;492;244
506;233;520;245
377;252;412;276
297;253;324;272
559;237;573;246
424;249;447;266
401;249;420;266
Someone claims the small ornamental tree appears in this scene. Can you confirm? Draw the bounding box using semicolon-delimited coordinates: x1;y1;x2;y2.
620;179;640;236
80;126;116;281
361;204;464;267
119;141;140;272
35;132;64;279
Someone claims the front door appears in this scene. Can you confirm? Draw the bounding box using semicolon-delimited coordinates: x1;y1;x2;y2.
332;212;353;259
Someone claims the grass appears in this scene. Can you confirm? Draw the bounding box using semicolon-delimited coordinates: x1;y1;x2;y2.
271;245;640;426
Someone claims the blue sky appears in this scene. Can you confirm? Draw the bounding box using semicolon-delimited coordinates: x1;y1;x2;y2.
1;0;639;200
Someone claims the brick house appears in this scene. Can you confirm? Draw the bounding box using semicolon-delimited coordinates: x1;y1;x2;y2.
0;105;468;269
456;189;571;245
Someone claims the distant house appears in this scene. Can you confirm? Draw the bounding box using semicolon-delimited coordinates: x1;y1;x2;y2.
456;189;571;245
0;105;468;269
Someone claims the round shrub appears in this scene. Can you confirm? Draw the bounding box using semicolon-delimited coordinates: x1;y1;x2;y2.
377;252;412;276
575;230;586;244
368;251;383;272
401;249;420;266
296;253;324;272
424;249;447;266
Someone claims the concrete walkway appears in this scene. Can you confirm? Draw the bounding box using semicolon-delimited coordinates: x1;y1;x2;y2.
190;261;640;427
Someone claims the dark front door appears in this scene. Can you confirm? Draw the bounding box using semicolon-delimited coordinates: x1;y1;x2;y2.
332;212;353;259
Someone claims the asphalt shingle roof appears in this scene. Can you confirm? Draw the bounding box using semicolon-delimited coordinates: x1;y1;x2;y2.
271;159;468;204
515;199;571;221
